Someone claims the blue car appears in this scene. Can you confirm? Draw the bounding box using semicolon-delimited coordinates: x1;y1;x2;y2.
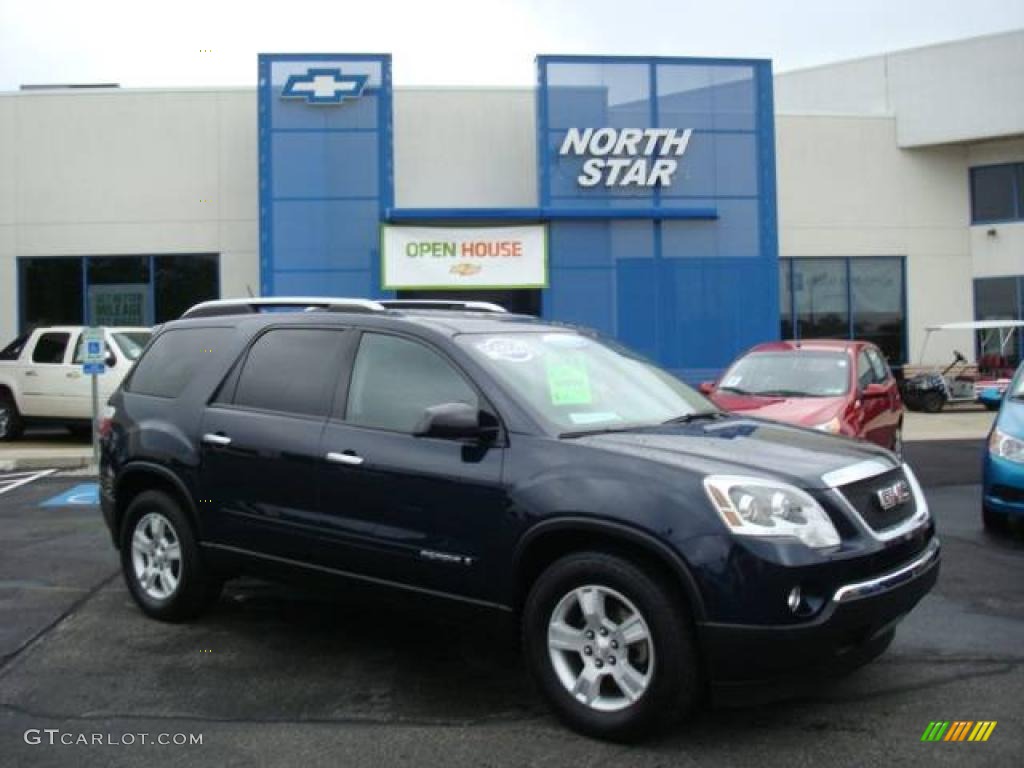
981;367;1024;531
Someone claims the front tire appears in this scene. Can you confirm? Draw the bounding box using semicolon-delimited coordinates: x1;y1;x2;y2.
0;393;24;441
522;552;701;742
120;491;221;621
921;391;945;413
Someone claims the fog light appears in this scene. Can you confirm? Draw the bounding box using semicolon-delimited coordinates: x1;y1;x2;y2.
787;586;802;613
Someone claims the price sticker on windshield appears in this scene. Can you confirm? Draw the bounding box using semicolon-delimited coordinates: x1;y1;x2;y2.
546;356;592;406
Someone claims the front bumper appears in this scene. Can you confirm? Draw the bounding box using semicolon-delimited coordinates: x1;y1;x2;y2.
983;454;1024;519
700;537;940;682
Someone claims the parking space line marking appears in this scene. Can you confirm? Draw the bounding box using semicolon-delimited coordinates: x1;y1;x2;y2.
0;469;56;496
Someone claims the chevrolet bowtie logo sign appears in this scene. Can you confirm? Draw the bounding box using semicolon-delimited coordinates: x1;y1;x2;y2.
280;68;368;105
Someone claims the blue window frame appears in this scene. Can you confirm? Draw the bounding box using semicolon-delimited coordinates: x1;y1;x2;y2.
970;162;1024;224
778;256;907;364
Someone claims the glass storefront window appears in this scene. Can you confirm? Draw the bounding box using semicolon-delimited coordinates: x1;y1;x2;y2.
779;256;906;364
851;258;904;364
974;277;1020;363
154;254;219;323
18;254;219;332
779;259;793;339
19;257;84;329
793;258;848;339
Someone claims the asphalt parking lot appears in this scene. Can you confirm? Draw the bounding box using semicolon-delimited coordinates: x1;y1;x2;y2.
1;441;1022;767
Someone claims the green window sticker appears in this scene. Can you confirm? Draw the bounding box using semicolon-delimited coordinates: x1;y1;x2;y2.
546;354;592;406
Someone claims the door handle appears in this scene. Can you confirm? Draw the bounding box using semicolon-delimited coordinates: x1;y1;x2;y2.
66;372;82;379
326;451;364;466
202;433;232;447
24;371;37;377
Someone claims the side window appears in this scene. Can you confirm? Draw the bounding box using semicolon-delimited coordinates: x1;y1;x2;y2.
233;329;345;417
345;333;477;433
32;333;70;364
128;327;233;398
857;350;875;390
866;348;889;382
0;334;29;361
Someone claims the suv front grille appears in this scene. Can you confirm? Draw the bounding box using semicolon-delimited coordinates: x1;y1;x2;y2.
836;467;917;533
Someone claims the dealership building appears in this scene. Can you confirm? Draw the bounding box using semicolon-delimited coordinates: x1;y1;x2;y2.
1;30;1022;380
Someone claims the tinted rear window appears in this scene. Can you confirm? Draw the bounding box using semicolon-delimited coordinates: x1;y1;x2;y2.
232;329;345;417
127;328;233;398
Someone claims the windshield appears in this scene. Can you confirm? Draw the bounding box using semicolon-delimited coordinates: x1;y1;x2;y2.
718;351;850;397
456;332;715;434
111;331;152;361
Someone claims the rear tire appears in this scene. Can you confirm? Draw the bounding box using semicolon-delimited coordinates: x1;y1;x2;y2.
522;551;702;742
120;491;221;622
921;392;945;413
0;393;24;441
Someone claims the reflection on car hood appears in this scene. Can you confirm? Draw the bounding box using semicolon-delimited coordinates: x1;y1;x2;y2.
710;393;845;427
573;416;895;489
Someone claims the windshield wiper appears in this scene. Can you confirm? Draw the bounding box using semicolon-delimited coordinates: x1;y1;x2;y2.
662;411;723;425
559;425;648;439
749;389;816;398
717;385;752;395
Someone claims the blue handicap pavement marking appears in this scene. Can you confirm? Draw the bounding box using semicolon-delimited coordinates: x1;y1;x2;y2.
41;483;99;507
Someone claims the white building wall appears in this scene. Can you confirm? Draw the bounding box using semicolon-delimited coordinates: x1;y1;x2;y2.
776;29;1024;148
394;88;537;208
775;113;974;364
0;88;258;344
967;137;1024;280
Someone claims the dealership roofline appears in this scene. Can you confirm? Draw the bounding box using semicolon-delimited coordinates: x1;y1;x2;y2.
776;26;1024;76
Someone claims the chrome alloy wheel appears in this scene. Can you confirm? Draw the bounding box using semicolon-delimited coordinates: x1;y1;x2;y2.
131;512;182;600
0;406;9;437
547;585;655;712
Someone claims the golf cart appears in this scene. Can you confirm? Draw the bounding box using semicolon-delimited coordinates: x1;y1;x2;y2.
901;320;1023;413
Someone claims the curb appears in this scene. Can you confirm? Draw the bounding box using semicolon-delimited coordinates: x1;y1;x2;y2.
0;455;95;472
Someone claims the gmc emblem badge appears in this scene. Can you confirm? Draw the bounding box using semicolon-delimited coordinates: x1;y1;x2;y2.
876;479;912;511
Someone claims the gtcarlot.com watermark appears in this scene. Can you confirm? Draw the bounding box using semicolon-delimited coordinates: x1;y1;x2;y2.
24;729;202;747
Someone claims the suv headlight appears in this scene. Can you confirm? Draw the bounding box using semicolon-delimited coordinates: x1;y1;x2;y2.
989;427;1024;463
703;475;840;549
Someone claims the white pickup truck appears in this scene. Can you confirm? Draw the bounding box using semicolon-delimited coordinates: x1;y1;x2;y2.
0;326;151;440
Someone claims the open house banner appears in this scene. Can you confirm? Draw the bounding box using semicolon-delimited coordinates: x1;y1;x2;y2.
382;225;548;290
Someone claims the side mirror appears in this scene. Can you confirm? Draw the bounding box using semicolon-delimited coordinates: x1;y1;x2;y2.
862;383;888;398
978;387;1004;408
413;402;484;440
698;381;715;395
105;351;117;367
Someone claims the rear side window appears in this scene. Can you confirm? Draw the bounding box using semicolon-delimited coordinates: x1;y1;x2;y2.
128;328;233;398
232;329;345;417
0;334;29;361
345;333;477;433
32;333;70;364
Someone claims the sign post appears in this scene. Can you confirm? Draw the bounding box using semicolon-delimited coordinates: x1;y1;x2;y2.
81;327;106;467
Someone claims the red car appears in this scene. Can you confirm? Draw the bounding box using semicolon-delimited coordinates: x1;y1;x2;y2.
700;340;904;454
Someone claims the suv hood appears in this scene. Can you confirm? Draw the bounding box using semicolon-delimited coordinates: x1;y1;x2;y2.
572;416;895;490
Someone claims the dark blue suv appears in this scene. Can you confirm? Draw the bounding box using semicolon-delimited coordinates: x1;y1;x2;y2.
100;298;939;741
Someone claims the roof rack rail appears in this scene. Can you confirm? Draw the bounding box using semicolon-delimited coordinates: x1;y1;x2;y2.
180;297;385;319
377;300;507;313
180;296;509;319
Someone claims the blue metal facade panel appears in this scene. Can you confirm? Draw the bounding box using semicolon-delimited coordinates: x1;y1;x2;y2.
257;53;778;381
537;56;779;381
258;54;393;297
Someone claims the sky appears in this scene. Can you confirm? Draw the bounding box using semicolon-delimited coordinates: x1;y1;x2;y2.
0;0;1022;90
